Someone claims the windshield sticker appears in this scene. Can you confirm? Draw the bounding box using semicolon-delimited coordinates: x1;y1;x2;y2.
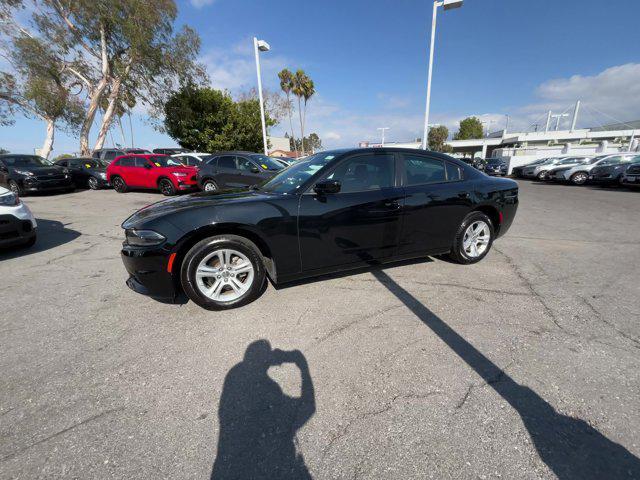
155;162;161;167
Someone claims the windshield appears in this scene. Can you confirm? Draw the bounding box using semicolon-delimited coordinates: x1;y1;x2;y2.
260;152;337;194
598;155;633;166
249;154;284;171
3;155;52;167
588;155;610;164
150;155;182;167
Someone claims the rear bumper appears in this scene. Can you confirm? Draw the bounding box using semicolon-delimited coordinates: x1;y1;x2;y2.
121;244;178;300
0;214;37;247
622;174;640;186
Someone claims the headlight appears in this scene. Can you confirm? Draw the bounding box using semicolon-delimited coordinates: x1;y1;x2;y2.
13;169;34;176
98;172;107;179
0;192;19;206
171;172;188;177
125;229;166;246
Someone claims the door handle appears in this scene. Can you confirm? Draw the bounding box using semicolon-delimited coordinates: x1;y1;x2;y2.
384;200;401;210
457;192;470;199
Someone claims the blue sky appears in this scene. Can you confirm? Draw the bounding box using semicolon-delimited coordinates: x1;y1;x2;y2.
2;0;640;154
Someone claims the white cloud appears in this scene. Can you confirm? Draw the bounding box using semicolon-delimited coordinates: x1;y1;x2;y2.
190;0;216;8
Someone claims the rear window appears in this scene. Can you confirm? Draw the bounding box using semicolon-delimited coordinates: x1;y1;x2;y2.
403;154;446;185
446;162;463;181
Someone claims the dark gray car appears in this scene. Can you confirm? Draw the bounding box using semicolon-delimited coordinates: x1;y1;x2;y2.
196;152;284;191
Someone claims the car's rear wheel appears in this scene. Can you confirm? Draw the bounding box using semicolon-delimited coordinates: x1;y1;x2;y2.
536;171;547;180
8;180;23;196
181;235;266;310
203;179;218;192
88;176;99;190
570;172;588;185
112;176;128;193
159;178;176;196
449;211;495;265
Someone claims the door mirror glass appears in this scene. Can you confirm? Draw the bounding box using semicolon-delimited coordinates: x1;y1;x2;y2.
314;180;341;194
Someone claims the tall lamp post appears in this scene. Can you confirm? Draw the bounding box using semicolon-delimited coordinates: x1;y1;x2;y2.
421;0;463;150
253;37;270;155
377;127;390;146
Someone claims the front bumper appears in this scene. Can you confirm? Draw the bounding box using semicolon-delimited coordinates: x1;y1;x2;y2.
0;214;37;247
121;244;178;300
622;174;640;186
22;176;74;192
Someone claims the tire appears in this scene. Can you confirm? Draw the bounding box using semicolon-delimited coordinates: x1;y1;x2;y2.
570;171;588;185
112;176;128;193
180;235;267;310
23;235;36;248
159;178;176;196
536;171;547;181
87;176;99;190
449;211;495;265
8;179;23;196
202;179;218;192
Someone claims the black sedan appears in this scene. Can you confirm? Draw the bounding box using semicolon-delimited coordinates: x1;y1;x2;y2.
196;152;284;192
54;157;110;189
589;156;640;186
120;148;519;310
0;154;74;196
484;159;508;176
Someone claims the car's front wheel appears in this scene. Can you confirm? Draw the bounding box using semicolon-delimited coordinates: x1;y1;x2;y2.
8;180;23;196
180;235;267;310
536;171;547;180
159;178;176;196
88;176;99;190
112;176;128;193
449;211;495;264
202;179;218;192
570;171;588;185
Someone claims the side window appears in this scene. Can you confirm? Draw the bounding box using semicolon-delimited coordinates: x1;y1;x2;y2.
57;160;68;167
403;154;446;185
236;157;255;171
446;162;463;181
218;156;236;169
104;151;117;161
325;153;395;193
135;157;150;167
206;156;219;166
119;157;134;167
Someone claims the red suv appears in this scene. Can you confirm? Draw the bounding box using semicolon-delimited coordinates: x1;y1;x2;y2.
106;154;198;196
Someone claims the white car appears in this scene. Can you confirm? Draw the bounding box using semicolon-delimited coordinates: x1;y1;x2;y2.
171;152;211;167
554;153;639;185
522;156;590;180
540;156;592;181
0;185;37;248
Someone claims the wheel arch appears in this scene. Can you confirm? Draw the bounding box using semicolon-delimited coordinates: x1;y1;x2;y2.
472;205;501;235
170;223;276;290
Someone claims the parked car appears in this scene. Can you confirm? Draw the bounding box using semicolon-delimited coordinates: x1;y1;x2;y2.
588;155;640;185
92;148;126;163
541;156;592;181
153;148;191;156
0;185;37;249
106;154;198;196
124;148;151;155
120;148;519;310
460;157;485;170
54;157;109;190
553;153;639;185
621;162;640;187
525;156;591;180
511;158;551;178
196;152;285;192
484;158;508;176
171;152;211;167
0;154;74;196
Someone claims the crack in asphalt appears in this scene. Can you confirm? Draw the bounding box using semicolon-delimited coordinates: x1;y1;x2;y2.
412;280;533;298
315;304;404;345
44;242;99;265
578;296;640;349
0;407;124;462
455;365;512;410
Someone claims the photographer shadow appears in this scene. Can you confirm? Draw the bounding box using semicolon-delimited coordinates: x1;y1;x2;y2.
211;340;315;480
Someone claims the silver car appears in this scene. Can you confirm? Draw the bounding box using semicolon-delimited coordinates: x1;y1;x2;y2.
555;153;640;185
522;156;589;180
543;157;593;181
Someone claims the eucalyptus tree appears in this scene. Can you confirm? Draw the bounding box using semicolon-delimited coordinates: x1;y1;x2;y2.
1;0;206;155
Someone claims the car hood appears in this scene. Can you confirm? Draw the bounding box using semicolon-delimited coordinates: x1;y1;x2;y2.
14;165;65;175
122;189;277;229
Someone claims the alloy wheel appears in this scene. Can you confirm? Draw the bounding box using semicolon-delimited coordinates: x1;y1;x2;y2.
88;177;98;190
159;179;174;196
195;249;254;302
462;221;490;258
204;181;217;192
572;172;588;185
8;180;19;195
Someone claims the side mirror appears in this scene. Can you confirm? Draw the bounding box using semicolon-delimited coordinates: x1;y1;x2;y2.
314;180;341;195
251;166;260;174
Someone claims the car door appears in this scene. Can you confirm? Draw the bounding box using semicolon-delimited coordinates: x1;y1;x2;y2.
235;156;264;187
117;156;139;186
135;157;157;189
66;159;86;185
297;151;403;271
215;155;241;188
398;153;473;254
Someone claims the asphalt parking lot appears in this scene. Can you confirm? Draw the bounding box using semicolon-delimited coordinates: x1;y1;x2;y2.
1;180;639;479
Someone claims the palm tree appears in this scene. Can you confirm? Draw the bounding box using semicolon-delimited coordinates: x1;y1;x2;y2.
278;69;297;155
293;70;315;155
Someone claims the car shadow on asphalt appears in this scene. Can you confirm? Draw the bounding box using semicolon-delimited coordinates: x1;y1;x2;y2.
211;340;315;479
0;218;81;260
372;269;640;479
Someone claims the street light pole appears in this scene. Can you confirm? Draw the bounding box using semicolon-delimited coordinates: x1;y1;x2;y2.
421;0;463;150
253;37;270;155
377;127;390;146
